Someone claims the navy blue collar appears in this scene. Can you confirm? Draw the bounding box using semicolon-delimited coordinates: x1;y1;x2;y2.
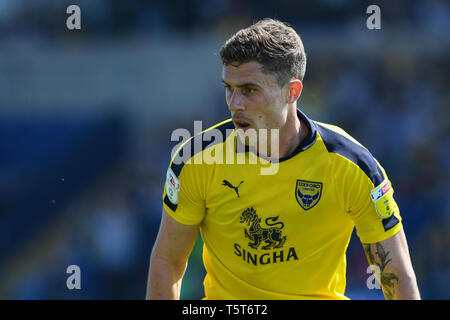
278;108;317;162
235;108;317;162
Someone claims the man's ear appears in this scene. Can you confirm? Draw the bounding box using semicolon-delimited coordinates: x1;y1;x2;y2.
287;80;303;104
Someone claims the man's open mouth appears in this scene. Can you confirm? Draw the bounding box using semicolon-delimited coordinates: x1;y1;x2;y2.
234;119;251;131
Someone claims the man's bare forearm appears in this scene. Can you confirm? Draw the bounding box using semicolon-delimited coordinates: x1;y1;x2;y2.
146;255;187;300
364;242;421;300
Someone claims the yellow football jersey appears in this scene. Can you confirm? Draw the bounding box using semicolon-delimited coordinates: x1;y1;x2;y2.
162;109;403;300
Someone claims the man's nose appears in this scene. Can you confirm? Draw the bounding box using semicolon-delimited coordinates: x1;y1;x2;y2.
228;90;245;112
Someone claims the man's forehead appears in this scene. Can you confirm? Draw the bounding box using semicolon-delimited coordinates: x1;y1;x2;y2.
222;61;275;86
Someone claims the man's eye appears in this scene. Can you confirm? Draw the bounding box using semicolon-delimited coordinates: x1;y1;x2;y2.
243;87;255;94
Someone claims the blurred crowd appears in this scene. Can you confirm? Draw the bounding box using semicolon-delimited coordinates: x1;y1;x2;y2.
0;0;448;299
0;0;449;40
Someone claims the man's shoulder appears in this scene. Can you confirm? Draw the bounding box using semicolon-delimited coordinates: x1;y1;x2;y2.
313;120;384;186
314;121;365;149
178;118;235;157
169;118;235;174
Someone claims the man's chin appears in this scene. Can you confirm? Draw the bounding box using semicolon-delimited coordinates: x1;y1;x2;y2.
235;127;280;159
235;127;258;146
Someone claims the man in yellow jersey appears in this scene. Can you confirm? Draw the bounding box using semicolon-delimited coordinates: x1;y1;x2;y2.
146;18;421;300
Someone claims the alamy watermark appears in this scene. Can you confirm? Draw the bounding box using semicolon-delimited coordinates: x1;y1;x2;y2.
66;5;81;30
170;121;280;175
366;5;381;30
366;265;382;290
66;265;81;290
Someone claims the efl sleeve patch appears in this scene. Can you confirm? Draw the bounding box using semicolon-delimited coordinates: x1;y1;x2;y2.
166;167;180;205
370;180;398;219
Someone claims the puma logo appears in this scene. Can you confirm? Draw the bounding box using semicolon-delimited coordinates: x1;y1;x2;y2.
222;179;244;198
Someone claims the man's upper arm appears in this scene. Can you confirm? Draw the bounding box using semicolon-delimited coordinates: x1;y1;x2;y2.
152;206;200;265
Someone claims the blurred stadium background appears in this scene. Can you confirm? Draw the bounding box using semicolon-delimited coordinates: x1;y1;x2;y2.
0;0;448;299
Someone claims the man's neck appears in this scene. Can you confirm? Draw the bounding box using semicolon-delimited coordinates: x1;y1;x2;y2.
252;107;308;160
276;107;307;159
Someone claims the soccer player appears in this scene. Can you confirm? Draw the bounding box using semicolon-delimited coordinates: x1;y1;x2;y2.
146;18;420;300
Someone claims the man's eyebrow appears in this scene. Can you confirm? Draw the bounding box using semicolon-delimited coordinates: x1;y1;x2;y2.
221;80;262;88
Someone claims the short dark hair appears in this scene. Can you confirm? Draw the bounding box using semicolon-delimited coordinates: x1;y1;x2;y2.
220;18;307;87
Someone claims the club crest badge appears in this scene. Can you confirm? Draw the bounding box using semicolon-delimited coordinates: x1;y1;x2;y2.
295;180;323;210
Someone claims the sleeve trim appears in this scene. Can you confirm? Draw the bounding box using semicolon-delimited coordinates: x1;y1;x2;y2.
163;202;203;226
359;221;403;244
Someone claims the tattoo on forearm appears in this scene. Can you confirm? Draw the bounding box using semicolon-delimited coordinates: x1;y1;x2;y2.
363;243;399;300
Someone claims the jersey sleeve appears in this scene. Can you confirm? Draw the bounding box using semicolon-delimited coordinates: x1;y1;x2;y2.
162;147;207;226
337;154;403;244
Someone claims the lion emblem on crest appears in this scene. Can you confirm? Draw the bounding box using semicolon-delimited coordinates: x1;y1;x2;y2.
239;207;287;250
